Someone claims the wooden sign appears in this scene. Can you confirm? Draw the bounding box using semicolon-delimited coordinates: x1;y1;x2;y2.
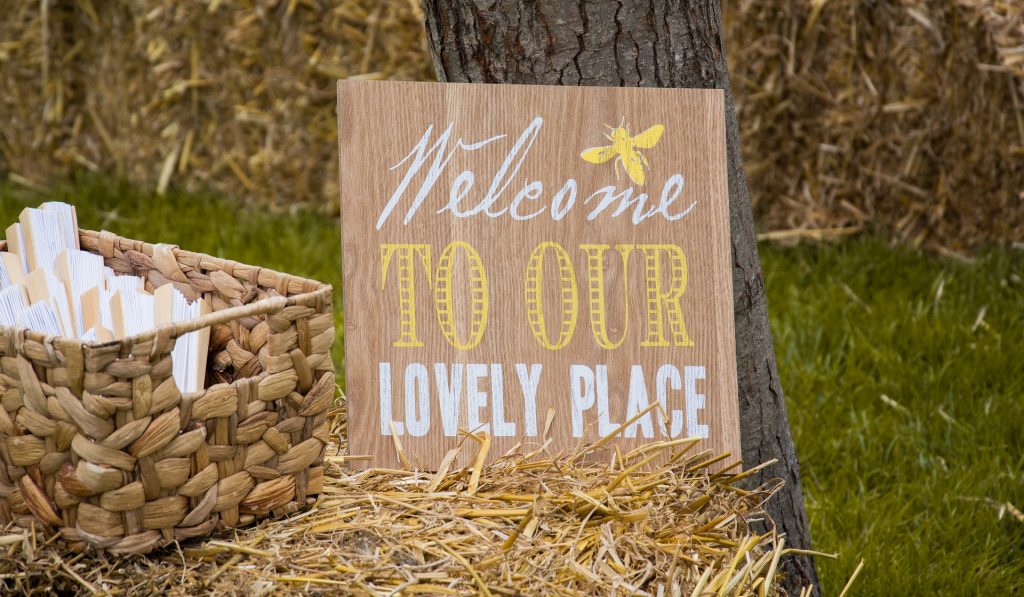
337;80;739;469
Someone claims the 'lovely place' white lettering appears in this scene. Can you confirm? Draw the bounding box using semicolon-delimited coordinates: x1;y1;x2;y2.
378;362;707;440
375;118;696;230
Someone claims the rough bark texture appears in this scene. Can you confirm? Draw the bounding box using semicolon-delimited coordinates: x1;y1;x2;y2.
420;1;819;594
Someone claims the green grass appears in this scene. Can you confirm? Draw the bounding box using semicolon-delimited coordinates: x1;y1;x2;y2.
764;241;1024;593
1;178;1022;594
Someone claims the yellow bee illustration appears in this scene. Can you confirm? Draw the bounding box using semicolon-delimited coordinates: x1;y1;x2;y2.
580;121;665;186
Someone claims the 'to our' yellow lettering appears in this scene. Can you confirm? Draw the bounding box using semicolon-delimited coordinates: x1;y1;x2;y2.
434;241;489;350
580;244;634;350
525;241;579;350
637;244;694;347
380;244;432;347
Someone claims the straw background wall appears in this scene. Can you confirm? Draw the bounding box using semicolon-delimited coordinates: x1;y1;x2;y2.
1;0;1022;251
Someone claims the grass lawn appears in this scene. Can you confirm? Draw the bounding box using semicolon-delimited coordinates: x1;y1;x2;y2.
1;179;1022;594
764;240;1024;593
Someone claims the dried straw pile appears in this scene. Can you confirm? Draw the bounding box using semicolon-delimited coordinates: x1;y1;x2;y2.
0;0;432;209
726;0;1024;251
3;1;1020;250
0;403;806;595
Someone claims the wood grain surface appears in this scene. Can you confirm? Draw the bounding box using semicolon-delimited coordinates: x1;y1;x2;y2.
337;80;739;470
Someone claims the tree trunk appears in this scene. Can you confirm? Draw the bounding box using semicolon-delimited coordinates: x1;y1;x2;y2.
420;1;819;594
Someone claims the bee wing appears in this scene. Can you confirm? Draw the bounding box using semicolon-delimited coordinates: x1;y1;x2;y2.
622;149;647;185
631;124;664;149
580;144;618;164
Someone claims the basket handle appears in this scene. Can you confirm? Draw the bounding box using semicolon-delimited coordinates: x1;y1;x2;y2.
132;295;292;344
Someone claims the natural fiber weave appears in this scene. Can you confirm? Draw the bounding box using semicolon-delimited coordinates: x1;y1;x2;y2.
0;229;334;554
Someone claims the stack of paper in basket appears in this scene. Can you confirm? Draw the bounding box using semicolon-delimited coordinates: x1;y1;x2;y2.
0;202;210;393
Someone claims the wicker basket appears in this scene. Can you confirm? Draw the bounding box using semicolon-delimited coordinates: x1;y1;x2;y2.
0;229;334;554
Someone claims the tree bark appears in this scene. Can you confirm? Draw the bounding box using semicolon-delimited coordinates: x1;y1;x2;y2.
420;1;819;594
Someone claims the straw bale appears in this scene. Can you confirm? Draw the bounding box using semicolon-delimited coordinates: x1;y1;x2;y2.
0;1;80;177
5;1;1020;251
0;405;810;595
1;0;433;209
725;0;1024;250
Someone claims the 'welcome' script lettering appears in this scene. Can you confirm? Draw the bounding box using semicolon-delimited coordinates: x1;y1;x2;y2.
376;118;697;229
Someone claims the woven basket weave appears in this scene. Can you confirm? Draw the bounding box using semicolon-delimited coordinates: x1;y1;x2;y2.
0;229;334;555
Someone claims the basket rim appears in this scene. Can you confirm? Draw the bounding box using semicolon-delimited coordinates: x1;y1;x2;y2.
0;227;333;347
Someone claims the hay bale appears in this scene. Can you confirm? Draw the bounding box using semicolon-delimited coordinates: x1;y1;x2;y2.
0;1;83;179
1;0;433;209
0;406;797;594
725;0;1024;251
2;1;1022;251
